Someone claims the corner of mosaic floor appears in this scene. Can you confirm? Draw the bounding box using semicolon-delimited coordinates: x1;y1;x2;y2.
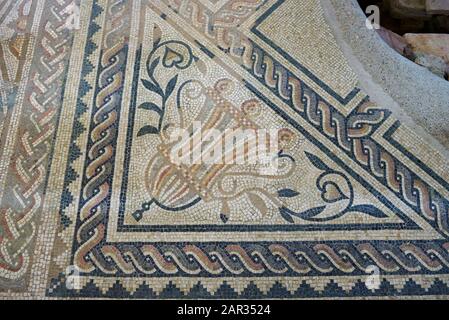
1;0;449;299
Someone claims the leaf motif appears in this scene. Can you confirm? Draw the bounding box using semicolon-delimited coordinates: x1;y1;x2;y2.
137;125;159;136
350;205;388;218
142;79;163;96
196;59;207;75
277;189;300;198
248;193;268;216
279;207;295;224
139;102;162;115
321;182;347;203
305;152;330;172
220;202;230;224
220;213;229;224
153;25;162;47
165;74;178;99
162;47;183;69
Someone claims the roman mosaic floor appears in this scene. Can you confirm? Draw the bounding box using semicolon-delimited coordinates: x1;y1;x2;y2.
1;0;449;299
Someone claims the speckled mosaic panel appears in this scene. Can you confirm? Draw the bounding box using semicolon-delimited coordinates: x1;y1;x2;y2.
1;0;449;299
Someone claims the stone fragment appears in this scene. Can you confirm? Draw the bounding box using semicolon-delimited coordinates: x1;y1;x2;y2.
377;27;410;55
404;33;449;63
426;0;449;15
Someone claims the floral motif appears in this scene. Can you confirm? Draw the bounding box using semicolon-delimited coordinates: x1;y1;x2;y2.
138;26;199;136
278;152;388;223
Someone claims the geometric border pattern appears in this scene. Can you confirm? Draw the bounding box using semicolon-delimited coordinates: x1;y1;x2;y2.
47;275;449;299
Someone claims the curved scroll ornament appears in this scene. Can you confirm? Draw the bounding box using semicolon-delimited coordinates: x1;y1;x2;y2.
278;152;388;223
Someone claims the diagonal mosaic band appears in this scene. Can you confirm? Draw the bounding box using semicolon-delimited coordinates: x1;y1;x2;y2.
1;0;449;299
